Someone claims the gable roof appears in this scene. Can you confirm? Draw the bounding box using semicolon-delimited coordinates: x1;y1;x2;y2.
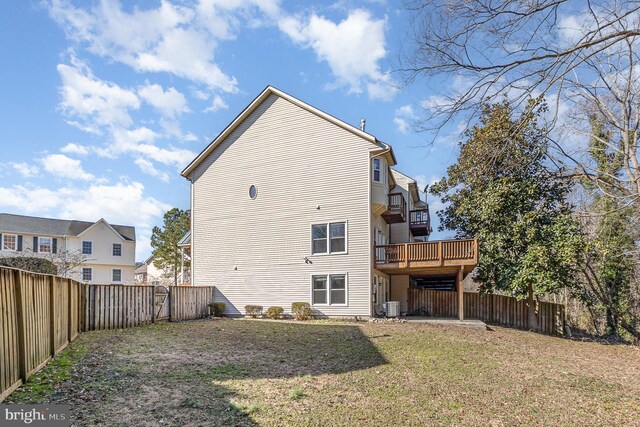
0;213;136;241
177;230;191;247
181;85;396;179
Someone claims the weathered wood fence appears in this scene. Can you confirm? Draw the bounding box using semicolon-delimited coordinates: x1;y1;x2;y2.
0;267;216;401
408;289;566;335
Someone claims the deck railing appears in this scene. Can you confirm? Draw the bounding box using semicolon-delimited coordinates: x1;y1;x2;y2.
374;239;477;265
409;209;430;226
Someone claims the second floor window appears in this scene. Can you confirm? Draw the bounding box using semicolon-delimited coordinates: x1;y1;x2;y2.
38;237;52;253
312;222;347;254
82;268;92;282
113;243;122;256
2;234;17;251
372;158;381;182
82;241;92;255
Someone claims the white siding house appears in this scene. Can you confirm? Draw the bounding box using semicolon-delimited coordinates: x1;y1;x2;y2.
182;86;476;318
0;214;136;284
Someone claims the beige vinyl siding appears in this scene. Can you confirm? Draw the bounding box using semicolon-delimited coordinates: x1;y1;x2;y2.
389;172;412;244
191;94;373;316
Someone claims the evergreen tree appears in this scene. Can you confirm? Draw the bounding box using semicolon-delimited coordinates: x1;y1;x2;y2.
431;101;584;328
150;208;190;286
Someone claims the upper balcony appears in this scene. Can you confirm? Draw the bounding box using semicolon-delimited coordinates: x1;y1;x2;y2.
409;209;432;237
374;239;478;275
380;192;406;224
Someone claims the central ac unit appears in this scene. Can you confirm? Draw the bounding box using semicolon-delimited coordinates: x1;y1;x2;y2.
385;301;400;318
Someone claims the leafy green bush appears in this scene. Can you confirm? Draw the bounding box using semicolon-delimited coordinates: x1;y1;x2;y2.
208;302;226;317
291;302;311;321
266;306;284;319
245;305;263;318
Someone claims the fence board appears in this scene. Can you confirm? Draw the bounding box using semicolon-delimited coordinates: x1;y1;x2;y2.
409;288;565;335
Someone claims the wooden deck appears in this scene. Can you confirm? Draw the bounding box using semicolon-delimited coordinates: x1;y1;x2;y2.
374;239;478;275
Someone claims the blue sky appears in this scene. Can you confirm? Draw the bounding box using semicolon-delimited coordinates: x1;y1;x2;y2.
0;0;462;260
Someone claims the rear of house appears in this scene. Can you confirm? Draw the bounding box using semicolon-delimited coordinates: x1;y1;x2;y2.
183;86;478;318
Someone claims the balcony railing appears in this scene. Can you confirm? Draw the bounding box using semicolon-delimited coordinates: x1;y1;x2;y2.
409;209;431;237
381;192;406;223
374;239;478;269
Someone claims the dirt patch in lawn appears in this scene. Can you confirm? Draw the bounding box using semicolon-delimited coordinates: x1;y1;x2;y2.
7;319;640;426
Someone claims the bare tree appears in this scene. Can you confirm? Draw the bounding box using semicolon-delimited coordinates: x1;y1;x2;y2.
402;0;640;130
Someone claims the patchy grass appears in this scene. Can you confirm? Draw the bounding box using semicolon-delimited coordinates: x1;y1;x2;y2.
6;319;640;426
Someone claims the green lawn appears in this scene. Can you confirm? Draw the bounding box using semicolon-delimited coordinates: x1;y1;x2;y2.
7;319;640;426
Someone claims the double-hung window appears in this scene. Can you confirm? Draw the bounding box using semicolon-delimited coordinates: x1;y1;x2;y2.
312;274;347;305
372;158;381;182
82;268;92;282
112;243;122;256
2;234;17;251
112;269;122;282
311;222;346;254
82;241;92;255
38;237;52;253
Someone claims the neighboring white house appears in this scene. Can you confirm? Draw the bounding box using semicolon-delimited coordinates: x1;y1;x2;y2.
134;255;174;286
181;86;477;317
0;213;136;284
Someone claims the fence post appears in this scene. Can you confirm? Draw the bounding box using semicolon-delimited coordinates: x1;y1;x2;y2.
151;286;155;324
13;270;27;382
49;276;56;357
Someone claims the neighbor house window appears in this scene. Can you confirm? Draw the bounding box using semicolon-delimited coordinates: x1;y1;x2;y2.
82;268;92;282
2;234;17;251
112;243;122;256
112;269;122;282
311;274;347;305
311;222;347;254
82;241;92;255
38;237;52;253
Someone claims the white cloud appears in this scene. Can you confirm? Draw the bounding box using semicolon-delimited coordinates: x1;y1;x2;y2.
138;83;189;117
47;0;275;92
0;181;172;260
134;158;170;183
60;143;90;156
393;104;417;133
39;154;94;181
57;61;140;130
106;127;195;168
10;162;39;178
204;95;229;113
279;9;396;100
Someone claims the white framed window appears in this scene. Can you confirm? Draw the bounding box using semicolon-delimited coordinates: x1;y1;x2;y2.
311;274;348;306
372;158;382;182
82;240;92;255
112;243;122;256
38;237;52;253
2;234;17;251
112;269;122;282
311;221;347;255
82;267;92;282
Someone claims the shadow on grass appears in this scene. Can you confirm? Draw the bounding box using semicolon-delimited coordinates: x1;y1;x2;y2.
6;320;387;426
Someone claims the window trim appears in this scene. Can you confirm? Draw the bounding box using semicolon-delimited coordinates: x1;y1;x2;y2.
310;273;348;307
372;158;382;183
112;242;122;257
81;240;93;255
82;267;93;283
38;236;53;253
112;268;123;283
310;221;348;256
1;234;17;251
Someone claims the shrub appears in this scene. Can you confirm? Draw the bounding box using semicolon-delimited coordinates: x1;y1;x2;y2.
208;302;226;317
0;256;57;275
245;305;263;318
291;302;311;321
266;306;284;319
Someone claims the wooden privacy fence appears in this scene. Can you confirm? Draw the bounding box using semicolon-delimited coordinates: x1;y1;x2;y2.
0;266;216;401
408;289;566;336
